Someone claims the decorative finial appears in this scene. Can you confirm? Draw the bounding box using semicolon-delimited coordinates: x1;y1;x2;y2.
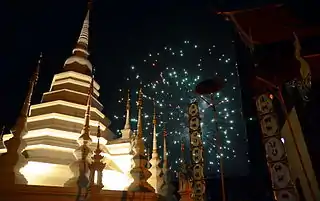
124;89;131;130
147;101;162;193
137;88;143;139
79;76;94;142
152;100;157;153
96;124;101;149
0;53;41;185
16;52;41;134
72;0;92;58
128;88;154;192
163;125;168;172
88;124;105;189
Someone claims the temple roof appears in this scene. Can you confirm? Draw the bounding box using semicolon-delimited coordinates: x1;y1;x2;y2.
220;4;320;45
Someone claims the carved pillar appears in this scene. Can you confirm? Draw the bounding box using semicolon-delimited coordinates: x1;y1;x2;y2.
187;102;206;201
256;93;298;201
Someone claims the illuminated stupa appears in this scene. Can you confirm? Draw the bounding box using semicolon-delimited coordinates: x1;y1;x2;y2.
0;0;133;191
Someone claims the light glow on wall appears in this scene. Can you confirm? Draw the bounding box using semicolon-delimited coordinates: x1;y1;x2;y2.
102;170;133;190
27;113;107;131
20;161;132;190
24;144;75;153
20;161;72;186
23;128;108;145
43;89;103;109
30;100;106;120
52;78;100;97
50;71;100;91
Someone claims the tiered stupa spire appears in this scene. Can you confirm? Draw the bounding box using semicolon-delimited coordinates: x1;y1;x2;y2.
121;90;133;139
178;140;192;201
147;103;162;193
0;53;41;185
64;1;93;75
64;76;94;187
128;89;154;192
89;125;106;189
158;125;176;201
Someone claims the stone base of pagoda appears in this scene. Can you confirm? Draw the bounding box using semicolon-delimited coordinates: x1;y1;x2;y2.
0;184;158;201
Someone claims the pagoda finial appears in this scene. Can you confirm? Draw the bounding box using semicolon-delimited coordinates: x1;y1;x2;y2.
73;0;92;57
178;138;192;200
147;101;162;192
89;125;106;189
163;125;168;173
79;75;94;142
152;100;158;154
14;52;40;136
128;88;154;192
64;0;93;74
137;88;143;140
121;89;133;139
158;124;176;200
0;52;41;185
124;89;131;129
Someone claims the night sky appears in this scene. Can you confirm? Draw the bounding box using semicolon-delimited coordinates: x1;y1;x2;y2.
2;0;281;176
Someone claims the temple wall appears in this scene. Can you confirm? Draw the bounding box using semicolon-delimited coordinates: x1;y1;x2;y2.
0;185;158;201
281;108;320;201
19;161;132;191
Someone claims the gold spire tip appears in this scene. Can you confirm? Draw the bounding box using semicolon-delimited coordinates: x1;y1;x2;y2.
137;88;143;106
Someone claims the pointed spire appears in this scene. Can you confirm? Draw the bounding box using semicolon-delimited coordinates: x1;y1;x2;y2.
136;88;143;141
96;124;101;149
0;52;41;185
163;125;168;172
121;90;133;139
124;90;131;129
152;101;158;154
72;1;92;57
76;11;90;50
128;88;154;192
64;0;93;74
158;124;176;200
79;75;94;142
89;125;105;189
13;52;40;136
147;101;162;193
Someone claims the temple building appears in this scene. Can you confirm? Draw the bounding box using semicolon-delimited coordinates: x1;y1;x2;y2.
220;3;320;201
